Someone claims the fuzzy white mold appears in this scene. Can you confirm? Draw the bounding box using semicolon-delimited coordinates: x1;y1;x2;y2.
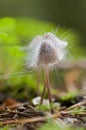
26;32;68;69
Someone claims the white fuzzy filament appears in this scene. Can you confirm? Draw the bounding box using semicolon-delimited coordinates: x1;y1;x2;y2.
26;32;68;70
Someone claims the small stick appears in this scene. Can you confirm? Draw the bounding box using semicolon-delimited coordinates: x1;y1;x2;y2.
67;100;86;110
61;110;86;116
0;102;36;111
0;112;60;125
56;60;86;70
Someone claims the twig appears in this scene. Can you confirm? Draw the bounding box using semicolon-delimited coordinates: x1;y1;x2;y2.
61;110;86;117
56;60;86;70
0;112;60;125
67;100;86;110
0;102;36;111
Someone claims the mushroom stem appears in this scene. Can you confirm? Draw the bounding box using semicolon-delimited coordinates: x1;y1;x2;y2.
40;82;46;104
44;67;54;114
36;70;40;95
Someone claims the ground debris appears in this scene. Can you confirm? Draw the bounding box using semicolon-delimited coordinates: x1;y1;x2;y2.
0;98;86;130
60;100;86;128
0;102;46;130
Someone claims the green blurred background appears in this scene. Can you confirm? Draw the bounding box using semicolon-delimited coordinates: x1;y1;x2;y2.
0;0;86;100
0;1;86;129
0;0;86;47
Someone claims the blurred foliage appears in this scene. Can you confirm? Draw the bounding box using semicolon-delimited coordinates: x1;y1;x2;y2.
0;122;85;130
39;121;84;130
61;91;78;101
0;16;86;130
0;17;85;100
0;0;86;47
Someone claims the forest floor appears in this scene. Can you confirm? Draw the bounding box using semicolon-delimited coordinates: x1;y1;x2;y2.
0;91;86;130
